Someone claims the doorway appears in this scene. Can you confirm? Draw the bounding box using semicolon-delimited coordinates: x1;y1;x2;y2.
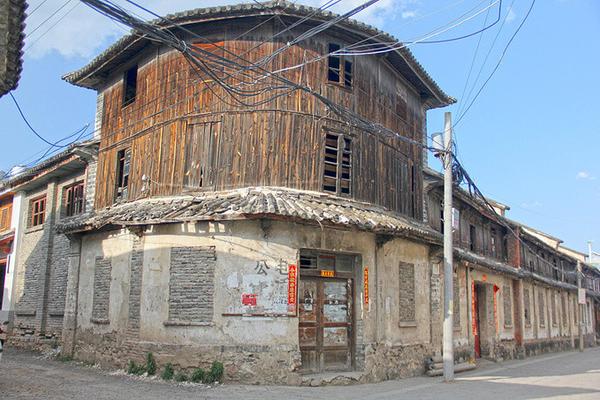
298;250;357;374
299;277;353;373
473;283;491;358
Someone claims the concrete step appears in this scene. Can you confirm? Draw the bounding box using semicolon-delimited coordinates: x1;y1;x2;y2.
301;371;366;386
426;361;477;377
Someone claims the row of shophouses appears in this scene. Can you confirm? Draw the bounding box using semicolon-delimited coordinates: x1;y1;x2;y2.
0;0;599;385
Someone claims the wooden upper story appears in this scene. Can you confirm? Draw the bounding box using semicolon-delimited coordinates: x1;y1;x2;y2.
65;1;453;218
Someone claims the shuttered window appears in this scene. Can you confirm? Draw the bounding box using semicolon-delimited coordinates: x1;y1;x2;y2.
122;65;137;106
115;148;131;201
30;196;46;227
64;182;85;217
323;131;352;196
0;203;11;231
327;43;353;88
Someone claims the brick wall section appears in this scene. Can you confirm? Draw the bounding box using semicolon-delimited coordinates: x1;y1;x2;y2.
45;232;70;333
506;229;521;268
15;229;45;318
127;237;144;336
168;246;215;324
92;257;112;323
538;291;545;327
503;284;512;327
453;273;460;328
523;288;531;326
398;262;415;323
85;160;97;211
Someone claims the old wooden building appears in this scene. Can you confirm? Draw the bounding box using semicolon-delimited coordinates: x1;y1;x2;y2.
425;169;599;364
58;0;456;384
51;0;598;385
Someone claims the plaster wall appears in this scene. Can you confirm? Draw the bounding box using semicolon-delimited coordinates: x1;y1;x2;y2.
72;220;436;383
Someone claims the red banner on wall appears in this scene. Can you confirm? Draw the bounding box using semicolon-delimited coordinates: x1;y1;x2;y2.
288;264;297;313
471;281;477;336
242;293;257;306
364;267;369;305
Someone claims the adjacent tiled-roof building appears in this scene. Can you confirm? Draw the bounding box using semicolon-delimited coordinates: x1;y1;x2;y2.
0;0;27;97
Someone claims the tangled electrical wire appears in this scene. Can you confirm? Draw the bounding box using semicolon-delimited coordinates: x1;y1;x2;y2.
81;0;433;151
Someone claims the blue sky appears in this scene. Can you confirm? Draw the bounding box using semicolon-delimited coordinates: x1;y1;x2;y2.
1;0;598;252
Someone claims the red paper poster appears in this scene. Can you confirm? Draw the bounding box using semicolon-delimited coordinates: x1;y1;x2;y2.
493;284;499;333
364;267;369;305
471;281;477;336
288;264;297;313
242;293;257;306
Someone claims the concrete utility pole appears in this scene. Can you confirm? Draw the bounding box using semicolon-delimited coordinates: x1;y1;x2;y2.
577;261;584;352
442;112;454;382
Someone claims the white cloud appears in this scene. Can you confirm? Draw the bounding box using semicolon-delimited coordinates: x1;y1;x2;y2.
576;171;596;180
401;10;417;19
521;200;542;210
24;0;405;59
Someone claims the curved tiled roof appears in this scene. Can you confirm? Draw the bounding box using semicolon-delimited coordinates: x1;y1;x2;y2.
63;0;453;106
55;186;443;244
0;0;27;97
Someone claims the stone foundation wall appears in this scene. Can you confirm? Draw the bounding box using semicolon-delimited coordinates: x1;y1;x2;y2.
362;342;434;381
72;327;303;385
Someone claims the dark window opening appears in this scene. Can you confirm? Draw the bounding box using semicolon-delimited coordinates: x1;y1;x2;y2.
327;43;341;82
65;182;85;217
30;196;46;227
322;131;352;195
115;148;131;201
490;227;497;257
344;59;353;87
469;224;477;252
327;43;353;88
299;249;357;273
123;65;138;106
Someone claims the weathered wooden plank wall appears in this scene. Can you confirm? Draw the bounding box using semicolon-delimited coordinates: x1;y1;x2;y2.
94;19;425;219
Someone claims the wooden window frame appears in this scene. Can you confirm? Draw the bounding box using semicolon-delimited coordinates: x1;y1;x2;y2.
30;195;46;227
0;203;11;232
327;43;353;88
469;224;477;252
122;65;138;107
322;130;352;196
115;148;131;201
64;181;85;217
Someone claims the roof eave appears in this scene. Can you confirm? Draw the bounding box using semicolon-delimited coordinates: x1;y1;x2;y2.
63;0;452;104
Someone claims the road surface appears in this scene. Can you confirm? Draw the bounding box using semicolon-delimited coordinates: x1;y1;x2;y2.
1;346;599;399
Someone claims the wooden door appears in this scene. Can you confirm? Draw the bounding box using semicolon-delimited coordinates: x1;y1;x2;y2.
473;284;481;358
299;277;353;373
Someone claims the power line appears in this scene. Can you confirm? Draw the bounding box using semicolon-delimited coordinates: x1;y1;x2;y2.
454;0;536;127
25;0;74;37
416;0;502;44
25;1;81;52
454;0;494;117
27;0;51;17
8;92;75;148
456;0;517;118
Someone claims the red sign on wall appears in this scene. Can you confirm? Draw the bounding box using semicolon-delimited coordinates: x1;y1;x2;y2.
242;293;257;306
364;267;369;305
288;264;297;313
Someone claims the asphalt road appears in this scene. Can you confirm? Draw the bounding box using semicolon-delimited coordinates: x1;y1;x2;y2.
1;346;599;399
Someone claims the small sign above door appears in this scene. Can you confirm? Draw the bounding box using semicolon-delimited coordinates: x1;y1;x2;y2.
320;270;335;278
